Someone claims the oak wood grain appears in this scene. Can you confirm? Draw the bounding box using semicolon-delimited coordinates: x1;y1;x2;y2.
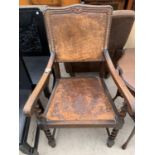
31;0;61;6
61;0;80;6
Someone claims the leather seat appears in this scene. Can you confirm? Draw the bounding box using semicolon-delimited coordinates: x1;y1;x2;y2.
45;77;116;124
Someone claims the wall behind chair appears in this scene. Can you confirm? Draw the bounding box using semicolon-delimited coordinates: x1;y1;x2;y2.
124;22;135;48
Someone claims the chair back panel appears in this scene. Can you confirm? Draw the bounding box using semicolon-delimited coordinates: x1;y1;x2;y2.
44;5;112;62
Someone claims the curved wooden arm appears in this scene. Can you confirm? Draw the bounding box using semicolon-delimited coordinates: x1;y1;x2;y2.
23;53;55;116
103;49;135;116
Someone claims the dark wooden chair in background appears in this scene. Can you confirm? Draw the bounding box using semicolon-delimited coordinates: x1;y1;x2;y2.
113;48;135;149
23;4;134;149
64;10;135;77
19;56;40;155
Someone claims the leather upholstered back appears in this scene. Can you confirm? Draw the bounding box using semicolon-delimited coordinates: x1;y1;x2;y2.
44;4;112;62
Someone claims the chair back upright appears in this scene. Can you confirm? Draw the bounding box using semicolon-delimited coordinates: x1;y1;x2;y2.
44;4;112;62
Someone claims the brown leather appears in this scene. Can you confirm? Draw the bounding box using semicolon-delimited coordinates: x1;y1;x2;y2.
46;77;115;121
44;5;112;62
64;10;135;73
118;48;135;91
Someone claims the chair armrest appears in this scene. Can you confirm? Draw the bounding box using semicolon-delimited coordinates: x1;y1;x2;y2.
23;53;55;116
103;49;135;116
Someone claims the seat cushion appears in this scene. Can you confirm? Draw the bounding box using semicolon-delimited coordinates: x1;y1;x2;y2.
118;48;135;91
45;77;115;124
19;89;31;143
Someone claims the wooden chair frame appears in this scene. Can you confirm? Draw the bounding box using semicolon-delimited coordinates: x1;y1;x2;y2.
23;4;134;149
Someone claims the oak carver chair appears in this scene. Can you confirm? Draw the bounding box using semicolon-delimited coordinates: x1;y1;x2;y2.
23;4;135;148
